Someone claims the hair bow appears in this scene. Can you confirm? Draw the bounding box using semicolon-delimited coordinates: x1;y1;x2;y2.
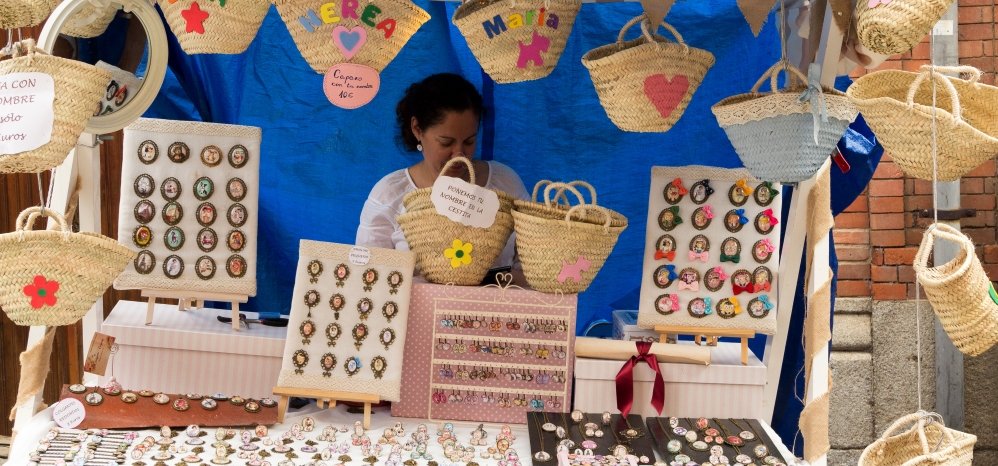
712;267;728;281
655;249;676;261
755;281;772;292
762;209;780;226
672;178;688;195
704;297;713;314
720;251;740;264
760;182;779;198
735;179;754;195
758;295;774;310
678;280;699;292
758;239;776;254
735;209;749;225
702;205;714;219
663;265;678;281
663;206;683;225
732;282;755;295
688;250;709;262
731;297;743;315
664;294;679;312
699;180;715;196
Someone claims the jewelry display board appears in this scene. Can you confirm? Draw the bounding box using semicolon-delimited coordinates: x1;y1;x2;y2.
276;240;414;402
637;166;782;335
526;412;655;463
647;416;792;465
114;117;261;296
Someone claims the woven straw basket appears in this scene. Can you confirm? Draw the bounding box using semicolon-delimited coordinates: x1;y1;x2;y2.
855;0;953;56
0;207;135;327
713;61;857;183
398;158;514;285
513;182;626;293
0;0;59;29
0;41;111;174
859;412;976;466
847;65;998;181
452;0;580;83
516;180;627;228
159;0;270;55
582;16;714;133
62;2;119;39
274;0;430;73
913;223;998;356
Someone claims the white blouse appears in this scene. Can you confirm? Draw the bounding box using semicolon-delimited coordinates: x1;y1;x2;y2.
356;161;530;270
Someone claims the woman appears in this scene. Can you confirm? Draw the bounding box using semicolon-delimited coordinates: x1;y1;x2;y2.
356;73;528;276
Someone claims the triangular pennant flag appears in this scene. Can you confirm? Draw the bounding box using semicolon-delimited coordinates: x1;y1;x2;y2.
639;0;675;32
737;0;778;36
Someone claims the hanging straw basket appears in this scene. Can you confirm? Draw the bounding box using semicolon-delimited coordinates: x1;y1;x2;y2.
513;182;626;293
855;0;953;56
0;207;135;327
452;0;580;83
859;412;976;466
712;61;858;183
159;0;270;55
0;40;111;174
913;223;998;356
847;65;998;181
0;0;59;29
62;1;119;38
274;0;430;73
397;158;514;285
582;16;715;133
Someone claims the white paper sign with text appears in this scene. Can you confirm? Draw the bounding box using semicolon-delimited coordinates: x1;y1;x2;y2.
52;398;85;429
0;72;54;155
431;176;500;228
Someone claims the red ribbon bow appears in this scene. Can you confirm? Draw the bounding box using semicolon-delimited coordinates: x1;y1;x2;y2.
733;283;755;295
655;250;676;261
755;282;772;292
672;178;688;195
615;341;665;417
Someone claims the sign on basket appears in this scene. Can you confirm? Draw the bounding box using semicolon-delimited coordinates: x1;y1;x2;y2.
430;175;500;228
0;72;54;155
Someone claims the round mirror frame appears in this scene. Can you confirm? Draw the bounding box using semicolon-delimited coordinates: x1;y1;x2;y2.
38;0;168;135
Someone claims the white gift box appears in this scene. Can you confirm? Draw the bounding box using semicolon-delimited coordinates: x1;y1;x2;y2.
99;300;286;398
574;342;766;419
612;310;661;342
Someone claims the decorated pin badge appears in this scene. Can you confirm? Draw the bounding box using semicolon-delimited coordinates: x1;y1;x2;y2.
720;237;742;264
300;319;316;345
134;250;156;275
133;225;153;248
748;295;774;318
387;271;403;294
352;323;368;350
755;181;779;206
658;206;682;231
653;264;678;289
226;255;247;278
753;266;773;292
194;202;215;227
334;263;350;287
691;205;714;230
379;328;396;350
361;268;378;291
382;301;399;322
663;178;688;205
326;322;342;347
320;353;336;377
292;349;309;375
329;293;345;319
195;256;216;280
304;290;320;316
755;209;779;234
163;255;184;279
137;140;158;164
162;202;183;226
201;398;217;410
654;234;677;261
704;266;728;292
193;176;214;201
366;356;387;380
167;142;190;163
677;267;700;291
161;177;181;201
717;297;741;319
345;356;362;376
307;260;323;284
173;398;190;412
228;145;249;169
200;145;222;167
197;228;217;252
134;174;155;198
729;179;754;206
227;203;247;228
731;269;754;295
655;293;680;315
134;200;155;224
724;209;749;233
688;235;710;263
753;238;775;263
227;229;246;253
690;179;714;204
85;392;104;406
226;177;247;202
357;297;373;320
688;298;710;318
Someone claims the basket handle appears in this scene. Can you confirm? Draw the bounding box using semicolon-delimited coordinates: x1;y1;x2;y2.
750;59;809;94
564;204;613;232
15;207;71;240
914;223;973;270
439;157;476;185
543;182;588;208
615;15;689;53
531;180;597;205
905;66;980;124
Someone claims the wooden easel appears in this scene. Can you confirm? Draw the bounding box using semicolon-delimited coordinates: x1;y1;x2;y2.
272;386;381;428
141;289;248;330
655;325;755;365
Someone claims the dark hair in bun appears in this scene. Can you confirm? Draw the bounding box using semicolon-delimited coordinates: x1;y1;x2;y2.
396;73;484;152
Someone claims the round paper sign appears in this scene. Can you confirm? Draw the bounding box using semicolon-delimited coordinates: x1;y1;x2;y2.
323;64;380;110
52;398;86;429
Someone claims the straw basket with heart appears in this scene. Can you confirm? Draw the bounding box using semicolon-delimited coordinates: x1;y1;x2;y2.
855;0;954;56
0;40;111;174
859;412;976;466
0;207;135;327
452;0;581;83
158;0;271;55
582;16;715;133
712;61;858;183
847;65;998;182
274;0;430;73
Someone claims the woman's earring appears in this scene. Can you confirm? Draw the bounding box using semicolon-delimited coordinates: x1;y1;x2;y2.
417;142;423;151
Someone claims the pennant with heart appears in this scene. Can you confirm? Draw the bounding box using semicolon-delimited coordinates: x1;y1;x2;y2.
332;25;367;60
643;74;689;120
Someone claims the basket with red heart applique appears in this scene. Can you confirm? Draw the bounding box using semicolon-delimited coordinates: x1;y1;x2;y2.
582;15;714;133
158;0;270;55
274;0;430;73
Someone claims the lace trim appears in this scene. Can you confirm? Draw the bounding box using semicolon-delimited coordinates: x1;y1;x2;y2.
127;117;262;139
113;274;256;296
713;91;857;126
277;370;401;402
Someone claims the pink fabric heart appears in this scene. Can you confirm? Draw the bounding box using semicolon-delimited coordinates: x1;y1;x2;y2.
867;0;891;8
332;25;367;60
643;74;689;119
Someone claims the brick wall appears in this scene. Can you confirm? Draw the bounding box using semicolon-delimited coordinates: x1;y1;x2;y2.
835;2;998;300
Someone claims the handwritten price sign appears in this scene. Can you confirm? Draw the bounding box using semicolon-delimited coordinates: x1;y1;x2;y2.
323;63;380;110
0;72;54;155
